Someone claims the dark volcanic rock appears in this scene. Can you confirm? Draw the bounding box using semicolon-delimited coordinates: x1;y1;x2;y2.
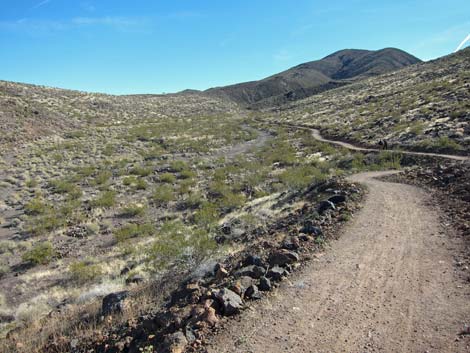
244;284;262;300
259;276;272;291
161;331;188;353
235;265;266;279
267;266;289;281
317;200;336;214
300;220;322;236
214;288;243;316
328;194;347;205
242;254;264;267
102;291;129;316
268;249;300;267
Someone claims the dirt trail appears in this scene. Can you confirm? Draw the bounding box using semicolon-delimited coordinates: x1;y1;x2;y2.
206;171;470;353
279;122;469;161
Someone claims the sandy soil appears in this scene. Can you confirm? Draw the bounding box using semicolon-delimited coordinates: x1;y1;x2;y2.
205;171;470;353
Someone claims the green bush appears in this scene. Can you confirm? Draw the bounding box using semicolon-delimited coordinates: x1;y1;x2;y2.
145;220;216;271
170;160;188;172
49;179;82;198
130;166;152;177
114;223;155;243
279;165;327;190
120;204;146;217
91;190;117;208
152;185;175;205
69;261;102;283
22;242;55;265
24;197;48;215
193;201;219;228
92;170;112;185
160;173;176;183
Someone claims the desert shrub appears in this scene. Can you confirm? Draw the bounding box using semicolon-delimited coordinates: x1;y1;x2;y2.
0;240;17;255
103;144;115;156
24;197;48;215
179;169;196;180
77;165;95;177
193;201;219;228
279;165;327;190
170;160;188;172
418;136;463;152
152;185;174;205
130;166;152;177
49;179;82;198
376;151;402;170
0;262;9;279
120;204;146;217
22;242;55;265
92;170;112;185
217;191;246;211
25;179;38;188
145;220;217;271
114;223;155;243
351;153;365;170
160;173;176;183
27;210;66;236
64;130;85;139
122;176;137;186
69;261;102;283
135;178;147;190
91;190;116;208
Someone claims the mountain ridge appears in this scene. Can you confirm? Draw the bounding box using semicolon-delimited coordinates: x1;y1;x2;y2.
204;47;421;106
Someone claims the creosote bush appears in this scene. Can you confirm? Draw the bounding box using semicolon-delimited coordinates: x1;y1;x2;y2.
114;223;155;243
22;242;55;265
69;261;103;283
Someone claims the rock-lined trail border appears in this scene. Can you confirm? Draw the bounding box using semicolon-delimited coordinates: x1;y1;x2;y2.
206;128;470;352
206;171;470;352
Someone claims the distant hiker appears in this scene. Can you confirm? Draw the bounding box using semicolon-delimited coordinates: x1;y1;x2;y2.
378;139;388;150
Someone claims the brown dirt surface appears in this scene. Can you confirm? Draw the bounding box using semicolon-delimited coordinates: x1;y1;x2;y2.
205;171;470;353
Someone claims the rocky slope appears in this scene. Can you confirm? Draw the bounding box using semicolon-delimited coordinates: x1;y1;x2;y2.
260;48;470;155
205;48;420;106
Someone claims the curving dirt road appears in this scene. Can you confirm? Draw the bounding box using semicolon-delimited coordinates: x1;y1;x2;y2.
206;171;470;353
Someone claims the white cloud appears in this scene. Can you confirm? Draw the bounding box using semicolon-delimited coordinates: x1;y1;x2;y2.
0;16;151;34
273;49;293;62
31;0;51;10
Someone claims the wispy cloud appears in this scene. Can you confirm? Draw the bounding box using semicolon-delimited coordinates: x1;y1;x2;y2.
0;16;151;34
273;49;293;62
80;2;96;13
31;0;51;10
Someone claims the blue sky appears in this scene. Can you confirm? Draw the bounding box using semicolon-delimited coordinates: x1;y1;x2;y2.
0;0;469;94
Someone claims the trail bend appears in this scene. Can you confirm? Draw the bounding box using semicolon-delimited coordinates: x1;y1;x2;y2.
206;171;470;353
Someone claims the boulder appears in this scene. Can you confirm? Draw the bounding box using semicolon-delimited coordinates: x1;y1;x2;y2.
259;276;272;291
281;236;300;250
268;249;300;267
101;291;129;316
242;254;264;267
267;266;289;281
328;194;347;205
214;288;243;316
162;331;188;353
317;200;336;214
234;265;266;279
244;284;262;300
300;220;322;236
